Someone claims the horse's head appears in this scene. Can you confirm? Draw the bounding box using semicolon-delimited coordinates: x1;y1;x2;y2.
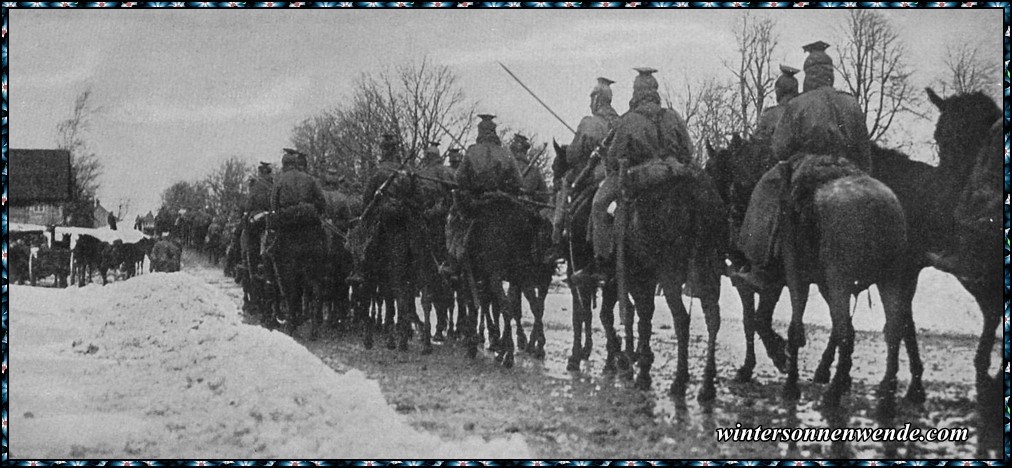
551;139;569;189
926;87;1001;172
704;134;771;206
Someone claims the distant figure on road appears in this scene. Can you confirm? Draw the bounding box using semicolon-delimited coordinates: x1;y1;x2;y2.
108;212;118;231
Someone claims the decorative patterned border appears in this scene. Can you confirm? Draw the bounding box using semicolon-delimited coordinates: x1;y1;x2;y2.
0;1;1007;465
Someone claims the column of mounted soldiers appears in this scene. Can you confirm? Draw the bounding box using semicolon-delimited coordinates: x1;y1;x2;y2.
226;39;873;349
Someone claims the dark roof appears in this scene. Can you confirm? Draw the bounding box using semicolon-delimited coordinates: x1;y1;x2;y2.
9;149;73;204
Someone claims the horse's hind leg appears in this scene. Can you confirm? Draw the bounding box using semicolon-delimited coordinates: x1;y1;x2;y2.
492;280;515;368
813;335;838;384
699;294;721;403
600;281;620;373
420;286;434;355
567;282;589;370
510;284;527;353
897;271;925;404
735;287;758;383
657;274;688;397
755;289;788;373
875;279;907;418
822;283;855;409
630;280;656;392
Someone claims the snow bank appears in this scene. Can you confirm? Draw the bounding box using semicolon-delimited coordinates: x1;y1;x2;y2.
9;274;529;459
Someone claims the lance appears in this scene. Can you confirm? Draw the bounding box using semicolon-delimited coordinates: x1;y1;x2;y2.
497;61;577;135
435;119;469;151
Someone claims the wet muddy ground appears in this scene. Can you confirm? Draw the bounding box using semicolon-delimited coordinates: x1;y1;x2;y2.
185;251;1001;459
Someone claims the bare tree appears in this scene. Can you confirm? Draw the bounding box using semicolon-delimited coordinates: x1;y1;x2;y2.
834;10;918;143
160;180;208;215
290;58;477;195
56;89;104;227
666;77;738;162
938;40;1002;100
203;156;252;218
723;12;779;136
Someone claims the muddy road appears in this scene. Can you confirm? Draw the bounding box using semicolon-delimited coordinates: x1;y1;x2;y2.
185;250;999;459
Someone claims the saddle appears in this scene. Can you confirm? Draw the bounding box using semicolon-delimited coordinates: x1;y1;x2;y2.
787;153;865;214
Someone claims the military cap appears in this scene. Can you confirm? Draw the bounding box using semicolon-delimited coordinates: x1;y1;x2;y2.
802;41;830;53
597;77;615;86
282;148;306;158
477;114;498;134
258;161;272;173
281;150;300;167
632;67;659;93
779;64;800;77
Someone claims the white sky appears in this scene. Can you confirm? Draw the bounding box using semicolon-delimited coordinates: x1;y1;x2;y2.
7;7;1003;217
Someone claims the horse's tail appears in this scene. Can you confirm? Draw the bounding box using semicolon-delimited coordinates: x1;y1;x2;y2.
814;175;907;292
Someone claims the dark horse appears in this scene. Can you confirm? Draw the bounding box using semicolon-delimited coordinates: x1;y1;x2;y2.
788;89;1000;417
463;193;548;368
608;159;726;401
350;169;427;352
703;137;789;382
550;141;619;372
709;138;924;412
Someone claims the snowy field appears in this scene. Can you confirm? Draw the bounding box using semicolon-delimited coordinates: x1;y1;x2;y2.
8;273;529;459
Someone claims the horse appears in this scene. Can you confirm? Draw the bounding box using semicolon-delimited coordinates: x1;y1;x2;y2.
703;137;789;383
708;138;927;413
463;192;547;368
73;234;112;286
549;141;619;372
605;158;726;400
349;168;426;351
797;89;1001;414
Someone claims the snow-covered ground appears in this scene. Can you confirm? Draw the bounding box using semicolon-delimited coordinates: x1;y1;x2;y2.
9;273;529;459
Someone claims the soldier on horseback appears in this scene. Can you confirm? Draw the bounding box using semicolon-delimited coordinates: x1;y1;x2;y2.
574;68;694;284
439;114;523;278
345;133;407;285
270;148;328;338
447;147;463;170
240;161;274;315
754;65;801;146
547;77;618;266
733;40;872;291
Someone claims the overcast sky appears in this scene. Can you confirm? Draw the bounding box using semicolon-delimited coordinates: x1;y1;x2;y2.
8;7;1003;217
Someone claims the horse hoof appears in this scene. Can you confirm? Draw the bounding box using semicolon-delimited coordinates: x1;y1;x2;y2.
698;384;717;403
783;383;801;401
615;353;631;371
502;353;515;369
669;380;687;398
494;352;504;364
433;331;445;343
734;367;753;383
602;359;617;374
516;334;528;351
386;338;397;351
533;347;546;360
876;396;897;421
634;372;652;391
813;367;832;384
566;356;581;372
822;387;844;409
904;382;927;405
364;338;374;350
420;345;433;356
466;345;478;359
